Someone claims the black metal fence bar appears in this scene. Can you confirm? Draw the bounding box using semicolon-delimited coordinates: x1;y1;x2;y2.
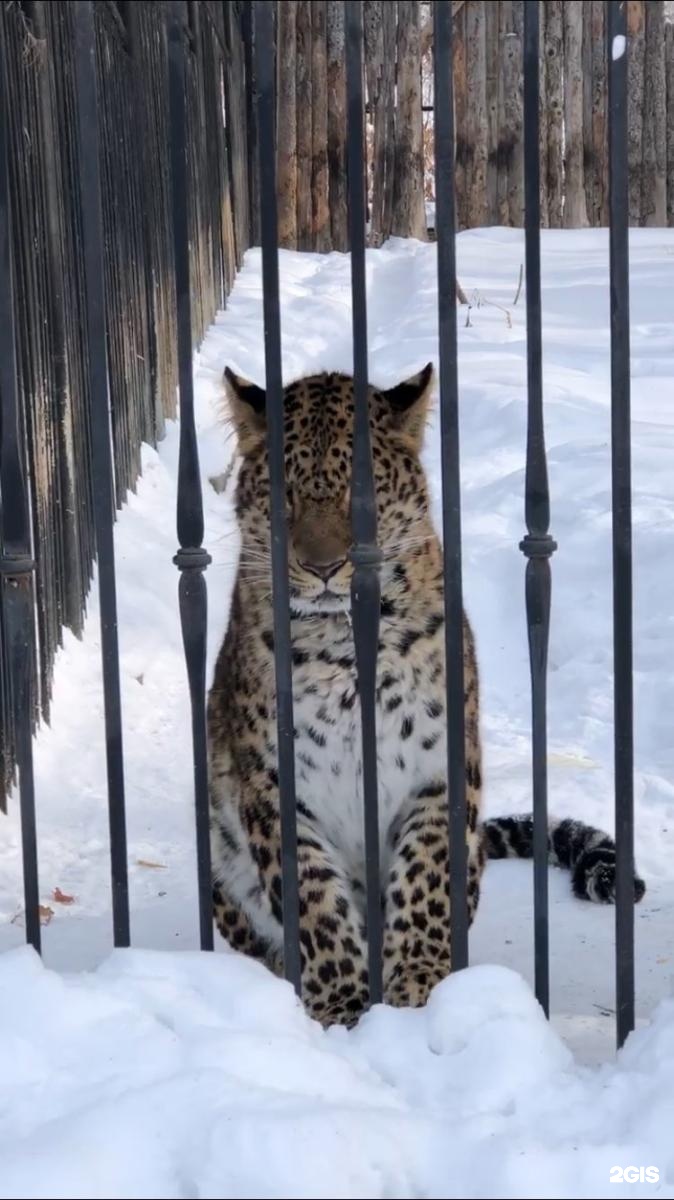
433;0;468;972
345;0;383;1005
0;32;40;953
167;1;214;953
253;0;302;993
520;0;556;1018
73;0;130;948
607;0;635;1050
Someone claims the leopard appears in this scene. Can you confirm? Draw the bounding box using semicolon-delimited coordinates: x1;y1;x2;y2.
207;362;645;1027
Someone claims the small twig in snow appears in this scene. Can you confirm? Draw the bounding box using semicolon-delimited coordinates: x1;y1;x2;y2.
513;263;524;306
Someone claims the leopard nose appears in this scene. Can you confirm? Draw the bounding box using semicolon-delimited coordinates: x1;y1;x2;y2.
298;556;347;582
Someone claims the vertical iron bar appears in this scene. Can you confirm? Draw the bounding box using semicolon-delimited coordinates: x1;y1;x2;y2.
167;1;214;953
519;0;555;1019
0;29;40;952
73;0;130;947
433;0;468;972
345;0;383;1006
607;0;634;1050
253;0;301;993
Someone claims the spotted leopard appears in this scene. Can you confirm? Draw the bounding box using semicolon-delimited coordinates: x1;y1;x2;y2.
207;364;645;1026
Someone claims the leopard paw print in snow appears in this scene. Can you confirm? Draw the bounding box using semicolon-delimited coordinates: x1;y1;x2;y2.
207;364;645;1027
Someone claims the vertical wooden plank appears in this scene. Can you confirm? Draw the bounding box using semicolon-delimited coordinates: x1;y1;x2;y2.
538;0;548;227
311;0;330;251
392;0;426;239
327;0;348;249
453;0;468;229
296;0;313;249
641;0;666;227
225;1;251;267
627;0;645;225
543;0;563;228
277;0;297;247
666;22;674;228
463;0;487;227
484;0;500;225
562;0;588;227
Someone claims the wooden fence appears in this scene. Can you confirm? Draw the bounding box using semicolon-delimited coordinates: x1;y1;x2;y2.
274;0;674;246
0;0;250;809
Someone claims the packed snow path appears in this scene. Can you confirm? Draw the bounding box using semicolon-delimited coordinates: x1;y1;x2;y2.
1;230;673;1160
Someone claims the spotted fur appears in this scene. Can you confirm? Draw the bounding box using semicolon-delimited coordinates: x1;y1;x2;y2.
208;365;645;1027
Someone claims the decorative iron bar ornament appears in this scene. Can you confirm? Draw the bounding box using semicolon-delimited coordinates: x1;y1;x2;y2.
167;1;214;952
0;33;40;952
433;0;468;971
253;0;302;993
73;0;130;947
344;0;384;1005
607;0;635;1051
519;0;556;1018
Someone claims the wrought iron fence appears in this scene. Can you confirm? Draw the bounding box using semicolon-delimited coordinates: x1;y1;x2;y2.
1;0;639;1050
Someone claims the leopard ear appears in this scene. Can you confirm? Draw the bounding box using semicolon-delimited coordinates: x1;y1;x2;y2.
381;363;434;446
224;366;266;452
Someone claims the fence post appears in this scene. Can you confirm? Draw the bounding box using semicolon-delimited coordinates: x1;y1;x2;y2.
0;27;40;951
607;0;635;1051
73;0;130;948
167;0;214;953
433;0;468;972
253;0;302;992
519;0;556;1019
345;0;383;1005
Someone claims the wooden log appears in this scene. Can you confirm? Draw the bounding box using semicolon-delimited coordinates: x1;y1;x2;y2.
627;0;645;225
484;0;500;223
562;0;588;227
666;22;674;227
311;0;331;251
538;0;548;227
453;1;468;229
641;0;667;227
544;0;564;227
392;0;427;239
277;0;297;248
364;0;396;247
296;0;313;249
463;0;488;227
327;0;348;250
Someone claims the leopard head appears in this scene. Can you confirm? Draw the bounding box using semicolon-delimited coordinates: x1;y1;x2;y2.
224;363;435;614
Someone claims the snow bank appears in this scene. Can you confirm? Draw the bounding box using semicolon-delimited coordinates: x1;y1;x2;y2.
0;947;673;1198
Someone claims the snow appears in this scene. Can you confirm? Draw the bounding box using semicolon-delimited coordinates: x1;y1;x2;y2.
612;34;627;61
1;227;674;1193
1;946;674;1198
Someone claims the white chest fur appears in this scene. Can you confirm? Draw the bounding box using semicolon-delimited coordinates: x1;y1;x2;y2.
291;645;445;886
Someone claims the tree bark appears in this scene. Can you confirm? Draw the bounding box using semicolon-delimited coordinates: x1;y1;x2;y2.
365;0;396;247
453;2;468;229
641;0;667;227
463;0;488;227
543;0;564;227
666;22;674;227
562;1;588;227
311;0;331;251
496;1;523;227
296;0;313;249
537;0;548;227
327;0;348;250
484;0;500;223
392;0;427;239
627;0;645;225
277;0;297;247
